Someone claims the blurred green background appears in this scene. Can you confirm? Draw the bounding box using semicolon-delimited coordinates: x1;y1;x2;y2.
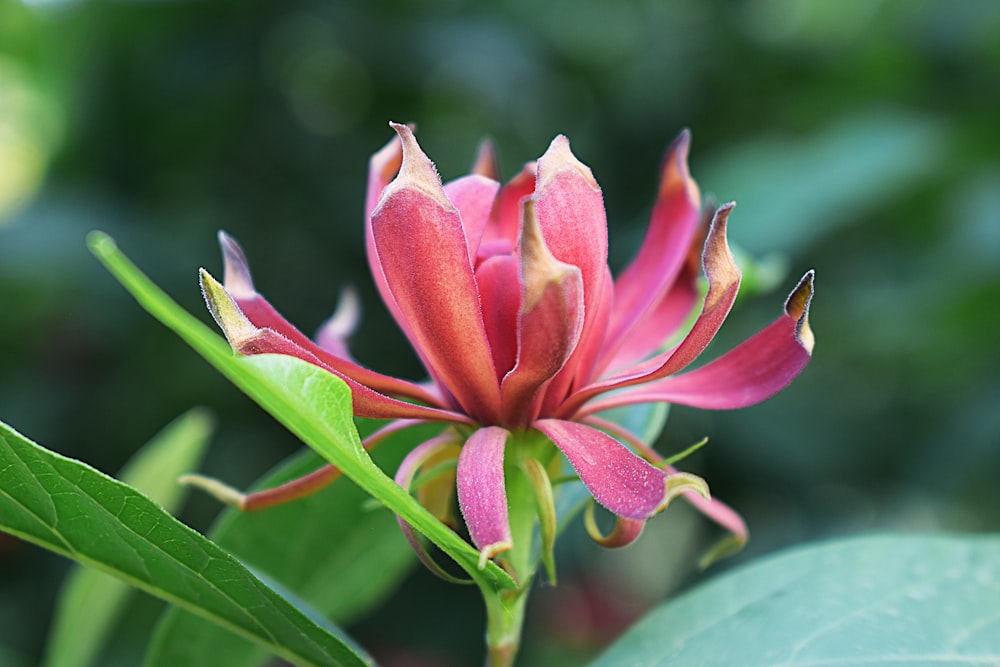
2;0;998;665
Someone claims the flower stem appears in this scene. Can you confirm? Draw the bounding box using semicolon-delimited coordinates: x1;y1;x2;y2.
480;432;555;666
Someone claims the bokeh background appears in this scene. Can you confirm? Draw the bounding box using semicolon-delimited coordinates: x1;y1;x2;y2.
2;0;999;665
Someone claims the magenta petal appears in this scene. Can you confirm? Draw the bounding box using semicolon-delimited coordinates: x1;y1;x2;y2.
372;124;502;422
535;419;667;520
457;426;512;565
604;130;702;357
583;271;815;413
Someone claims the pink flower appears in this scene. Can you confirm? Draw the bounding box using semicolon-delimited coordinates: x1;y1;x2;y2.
201;123;814;572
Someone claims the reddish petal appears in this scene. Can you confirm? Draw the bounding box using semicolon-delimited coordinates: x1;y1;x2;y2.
476;254;521;380
457;426;513;567
582;271;815;413
534;419;667;520
471;137;499;180
478;162;536;261
559;203;741;418
584;507;646;548
370;123;502;422
217;232;442;407
532;136;610;408
201;268;469;423
604;130;702;358
501;200;585;426
443;174;500;263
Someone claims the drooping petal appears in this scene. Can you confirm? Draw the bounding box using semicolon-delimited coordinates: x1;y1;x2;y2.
584;505;646;548
201;268;470;423
217;232;443;407
476;253;521;380
500;199;585;426
478;161;536;261
582;271;815;413
370;123;502;422
534;419;668;520
558;203;741;418
604;130;702;358
443;174;500;262
395;433;470;584
531;136;610;407
456;426;512;568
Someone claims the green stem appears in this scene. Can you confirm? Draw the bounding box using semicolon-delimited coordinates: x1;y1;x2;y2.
480;432;556;666
484;587;529;667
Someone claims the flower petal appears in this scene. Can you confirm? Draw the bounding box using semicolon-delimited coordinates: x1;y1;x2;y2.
559;203;741;417
532;136;610;407
584;504;646;548
217;232;443;407
371;123;502;422
582;271;815;413
201;268;470;423
476;253;521;380
443;174;500;263
501;199;585;426
457;426;512;567
534;419;668;520
478;161;536;260
604;130;702;359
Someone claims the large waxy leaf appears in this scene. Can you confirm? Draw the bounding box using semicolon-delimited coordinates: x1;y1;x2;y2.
0;421;367;667
593;534;1000;666
43;408;214;667
87;231;514;592
144;425;430;667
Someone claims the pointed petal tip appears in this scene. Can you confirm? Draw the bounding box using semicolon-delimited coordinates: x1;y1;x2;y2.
537;133;598;191
785;270;816;354
384;122;451;209
217;231;256;299
199;267;260;347
660;129;701;207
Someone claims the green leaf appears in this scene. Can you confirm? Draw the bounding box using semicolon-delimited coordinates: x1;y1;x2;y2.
43;408;214;667
86;231;514;592
593;534;1000;666
144;425;431;667
0;421;369;667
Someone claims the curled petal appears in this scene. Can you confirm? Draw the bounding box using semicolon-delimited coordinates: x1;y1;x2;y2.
457;426;513;568
501;199;585;426
395;433;470;584
201;269;470;423
604;130;702;359
583;271;815;413
534;419;668;520
217;232;442;407
559;203;741;418
371;123;501;422
584;505;646;548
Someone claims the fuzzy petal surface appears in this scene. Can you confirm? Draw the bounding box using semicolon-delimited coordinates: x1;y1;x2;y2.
457;426;513;564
